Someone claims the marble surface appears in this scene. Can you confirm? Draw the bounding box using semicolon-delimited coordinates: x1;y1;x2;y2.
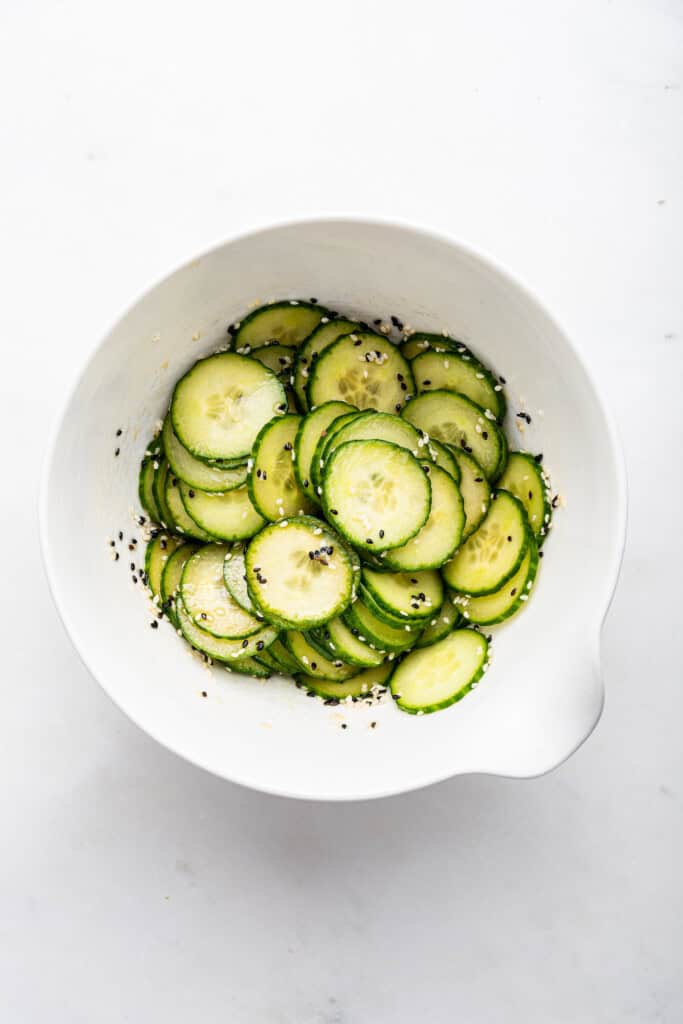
1;1;681;1020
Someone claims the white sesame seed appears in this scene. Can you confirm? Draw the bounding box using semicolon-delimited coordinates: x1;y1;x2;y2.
475;372;484;379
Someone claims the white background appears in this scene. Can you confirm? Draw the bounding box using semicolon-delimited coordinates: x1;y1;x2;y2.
1;1;681;1021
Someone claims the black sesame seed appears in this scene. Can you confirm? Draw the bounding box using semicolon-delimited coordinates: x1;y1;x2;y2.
354;338;362;347
306;690;316;698
411;603;419;610
379;529;385;539
262;471;267;480
551;494;559;508
395;404;403;412
366;538;374;545
341;723;347;729
534;453;543;463
499;375;506;384
474;477;484;483
114;448;120;457
482;431;488;440
114;552;119;561
118;531;123;541
373;318;382;325
131;575;137;584
284;442;292;451
528;490;533;500
228;324;237;335
538;550;544;558
303;478;309;487
400;382;407;391
116;428;122;437
202;690;208;697
507;535;512;541
375;350;381;359
510;588;517;596
189;489;195;498
397;373;404;381
310;297;318;303
464;445;472;454
324;697;340;706
256;469;262;478
200;612;207;620
410;578;418;584
423;379;432;386
131;538;137;545
277;403;287;412
392;693;400;701
391;315;400;327
256;641;264;651
128;544;135;551
310;662;317;670
330;509;338;515
241;639;249;649
130;562;135;571
109;540;115;547
150;620;158;629
419;592;425;600
371;722;377;729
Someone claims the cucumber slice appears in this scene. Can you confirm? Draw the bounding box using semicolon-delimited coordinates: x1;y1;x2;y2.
426;439;460;481
223;655;272;678
402;390;507;481
284;631;357;681
362;567;443;621
399;332;465;361
318;617;386;667
294;318;361;410
441;490;529;596
450;447;492;539
358;584;424;629
390;629;489;714
307;332;415;414
160;542;200;626
343;596;420;651
319;412;423;481
152;459;174;528
245;516;358;630
145;533;184;597
414;599;462;648
309;410;364;497
253;648;287;674
412;348;506;421
180;544;263;639
171;352;287;461
164;474;213;540
296;662;392;701
222;544;258;615
381;462;464;571
453;535;539;626
294;401;357;499
248;414;316;521
321;439;431;552
180;482;266;542
176;599;278;663
233;300;327;350
268;637;302;675
249;343;296;383
497;452;552;542
138;458;161;522
162;416;248;493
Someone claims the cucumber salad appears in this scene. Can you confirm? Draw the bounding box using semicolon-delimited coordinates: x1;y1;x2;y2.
136;300;554;715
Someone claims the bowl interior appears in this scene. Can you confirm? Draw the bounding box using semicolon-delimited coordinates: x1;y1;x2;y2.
42;220;625;799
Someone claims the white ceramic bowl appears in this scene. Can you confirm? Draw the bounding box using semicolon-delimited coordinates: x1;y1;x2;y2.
40;219;626;800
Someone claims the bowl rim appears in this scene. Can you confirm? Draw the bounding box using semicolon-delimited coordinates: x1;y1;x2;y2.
39;215;628;799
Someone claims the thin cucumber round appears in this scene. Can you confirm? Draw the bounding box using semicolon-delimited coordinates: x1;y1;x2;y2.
414;599;462;649
176;599;278;663
309;410;364;496
145;533;184;597
138;457;161;522
160;542;200;626
180;482;266;542
381;462;465;571
222;544;258;615
357;584;424;629
318;412;423;483
400;332;464;361
233;300;327;350
412;348;506;421
294;318;361;410
245;516;358;630
284;631;357;681
171;352;287;461
268;637;302;675
293;401;357;499
162;416;248;493
296;662;392;701
453;535;539;626
249;343;296;383
442;490;529;596
180;544;263;640
449;447;492;539
390;629;490;714
497;452;552;542
361;567;443;621
342;596;419;652
248;414;316;521
321;439;431;552
402;389;507;480
164;473;213;540
252;648;288;675
307;332;415;414
223;655;272;678
152;459;174;529
317;616;386;667
426;439;460;481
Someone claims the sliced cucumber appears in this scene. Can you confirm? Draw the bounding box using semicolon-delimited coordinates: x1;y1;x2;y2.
497;452;552;542
400;332;463;360
390;629;489;714
252;648;288;675
412;348;506;420
162;416;248;493
180;482;265;541
294;318;361;410
381;463;464;571
309;410;364;496
248;414;315;520
138;458;161;522
321;439;431;552
177;599;278;663
318;412;423;482
293;401;357;499
249;343;296;383
453;535;539;626
233;300;327;350
343;596;420;651
442;490;529;596
427;439;460;481
145;533;184;597
414;599;462;649
152;459;174;529
361;567;443;621
160;542;199;626
180;544;262;640
317;616;386;667
358;584;425;629
307;331;415;414
245;516;358;630
171;352;287;461
223;655;272;678
296;662;392;701
402;390;507;481
222;544;257;615
268;637;302;675
284;631;357;681
164;473;213;540
449;447;492;539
